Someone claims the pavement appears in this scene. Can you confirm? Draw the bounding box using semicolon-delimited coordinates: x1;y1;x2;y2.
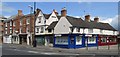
1;43;120;57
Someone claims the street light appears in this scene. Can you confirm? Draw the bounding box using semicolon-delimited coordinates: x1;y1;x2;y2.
28;5;33;14
28;5;33;45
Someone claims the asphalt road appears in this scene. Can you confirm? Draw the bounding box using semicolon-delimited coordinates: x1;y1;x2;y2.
1;43;120;57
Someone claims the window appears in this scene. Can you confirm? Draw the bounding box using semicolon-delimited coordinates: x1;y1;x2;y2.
10;30;12;34
52;16;56;18
55;36;68;44
70;27;74;33
100;29;102;33
76;28;80;32
26;27;29;33
20;28;22;33
76;36;82;42
113;31;115;35
20;20;22;26
40;27;44;33
5;31;7;34
5;23;7;27
48;29;52;33
10;21;12;26
5;28;7;30
109;37;116;42
88;29;93;33
13;22;15;26
36;28;39;33
101;38;106;43
38;16;42;23
89;37;95;42
27;19;30;24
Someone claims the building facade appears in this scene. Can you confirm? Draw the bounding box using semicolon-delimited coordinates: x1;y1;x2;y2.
3;7;119;49
35;9;59;46
0;16;7;43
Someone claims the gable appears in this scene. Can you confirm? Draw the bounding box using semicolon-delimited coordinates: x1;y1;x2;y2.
46;11;58;25
35;11;46;26
54;17;72;34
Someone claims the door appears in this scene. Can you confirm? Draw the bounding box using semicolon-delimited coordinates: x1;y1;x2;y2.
69;35;75;48
85;36;88;47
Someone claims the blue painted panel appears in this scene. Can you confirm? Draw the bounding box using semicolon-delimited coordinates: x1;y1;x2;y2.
54;44;69;48
53;36;56;47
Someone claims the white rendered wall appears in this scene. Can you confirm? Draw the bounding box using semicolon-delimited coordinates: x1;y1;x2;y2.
102;30;113;35
54;17;72;34
93;29;100;34
46;11;58;25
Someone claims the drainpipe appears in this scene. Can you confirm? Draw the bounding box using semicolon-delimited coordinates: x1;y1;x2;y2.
97;34;99;50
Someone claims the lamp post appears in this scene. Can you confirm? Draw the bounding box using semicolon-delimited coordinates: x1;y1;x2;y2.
28;5;33;45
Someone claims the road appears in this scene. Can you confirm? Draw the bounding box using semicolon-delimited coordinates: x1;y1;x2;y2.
1;43;120;57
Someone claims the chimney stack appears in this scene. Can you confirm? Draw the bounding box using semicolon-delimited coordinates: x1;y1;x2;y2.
85;15;90;22
35;8;41;16
61;7;67;17
53;9;58;16
94;17;99;22
18;10;23;16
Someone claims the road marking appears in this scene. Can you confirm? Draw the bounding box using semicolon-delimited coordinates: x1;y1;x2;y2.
40;52;80;55
27;51;39;53
40;52;58;55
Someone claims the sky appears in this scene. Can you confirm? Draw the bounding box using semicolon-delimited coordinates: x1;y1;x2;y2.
0;2;119;30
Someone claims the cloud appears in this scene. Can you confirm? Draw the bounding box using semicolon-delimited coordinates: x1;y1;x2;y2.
100;18;113;23
99;15;118;30
74;15;119;31
4;16;10;18
0;3;15;13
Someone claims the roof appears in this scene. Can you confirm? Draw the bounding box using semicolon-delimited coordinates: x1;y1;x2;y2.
4;14;18;22
0;16;7;19
67;16;117;31
43;14;51;19
46;15;117;31
66;16;85;28
20;14;34;19
43;14;61;19
46;21;58;29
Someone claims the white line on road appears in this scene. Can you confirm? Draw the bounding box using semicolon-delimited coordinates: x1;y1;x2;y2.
27;51;39;54
40;52;80;55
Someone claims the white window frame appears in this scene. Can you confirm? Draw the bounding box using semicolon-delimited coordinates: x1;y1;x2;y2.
51;16;56;18
5;23;7;27
26;27;29;33
13;22;15;26
20;27;22;33
5;28;7;30
27;19;30;24
5;31;7;34
38;16;42;23
20;20;22;26
100;29;102;33
10;29;12;34
10;21;12;26
88;29;93;33
36;27;39;33
40;26;44;33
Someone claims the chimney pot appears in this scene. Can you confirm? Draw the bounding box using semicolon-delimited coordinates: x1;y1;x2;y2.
53;9;58;16
18;10;23;16
85;15;90;22
94;17;99;22
61;7;67;17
